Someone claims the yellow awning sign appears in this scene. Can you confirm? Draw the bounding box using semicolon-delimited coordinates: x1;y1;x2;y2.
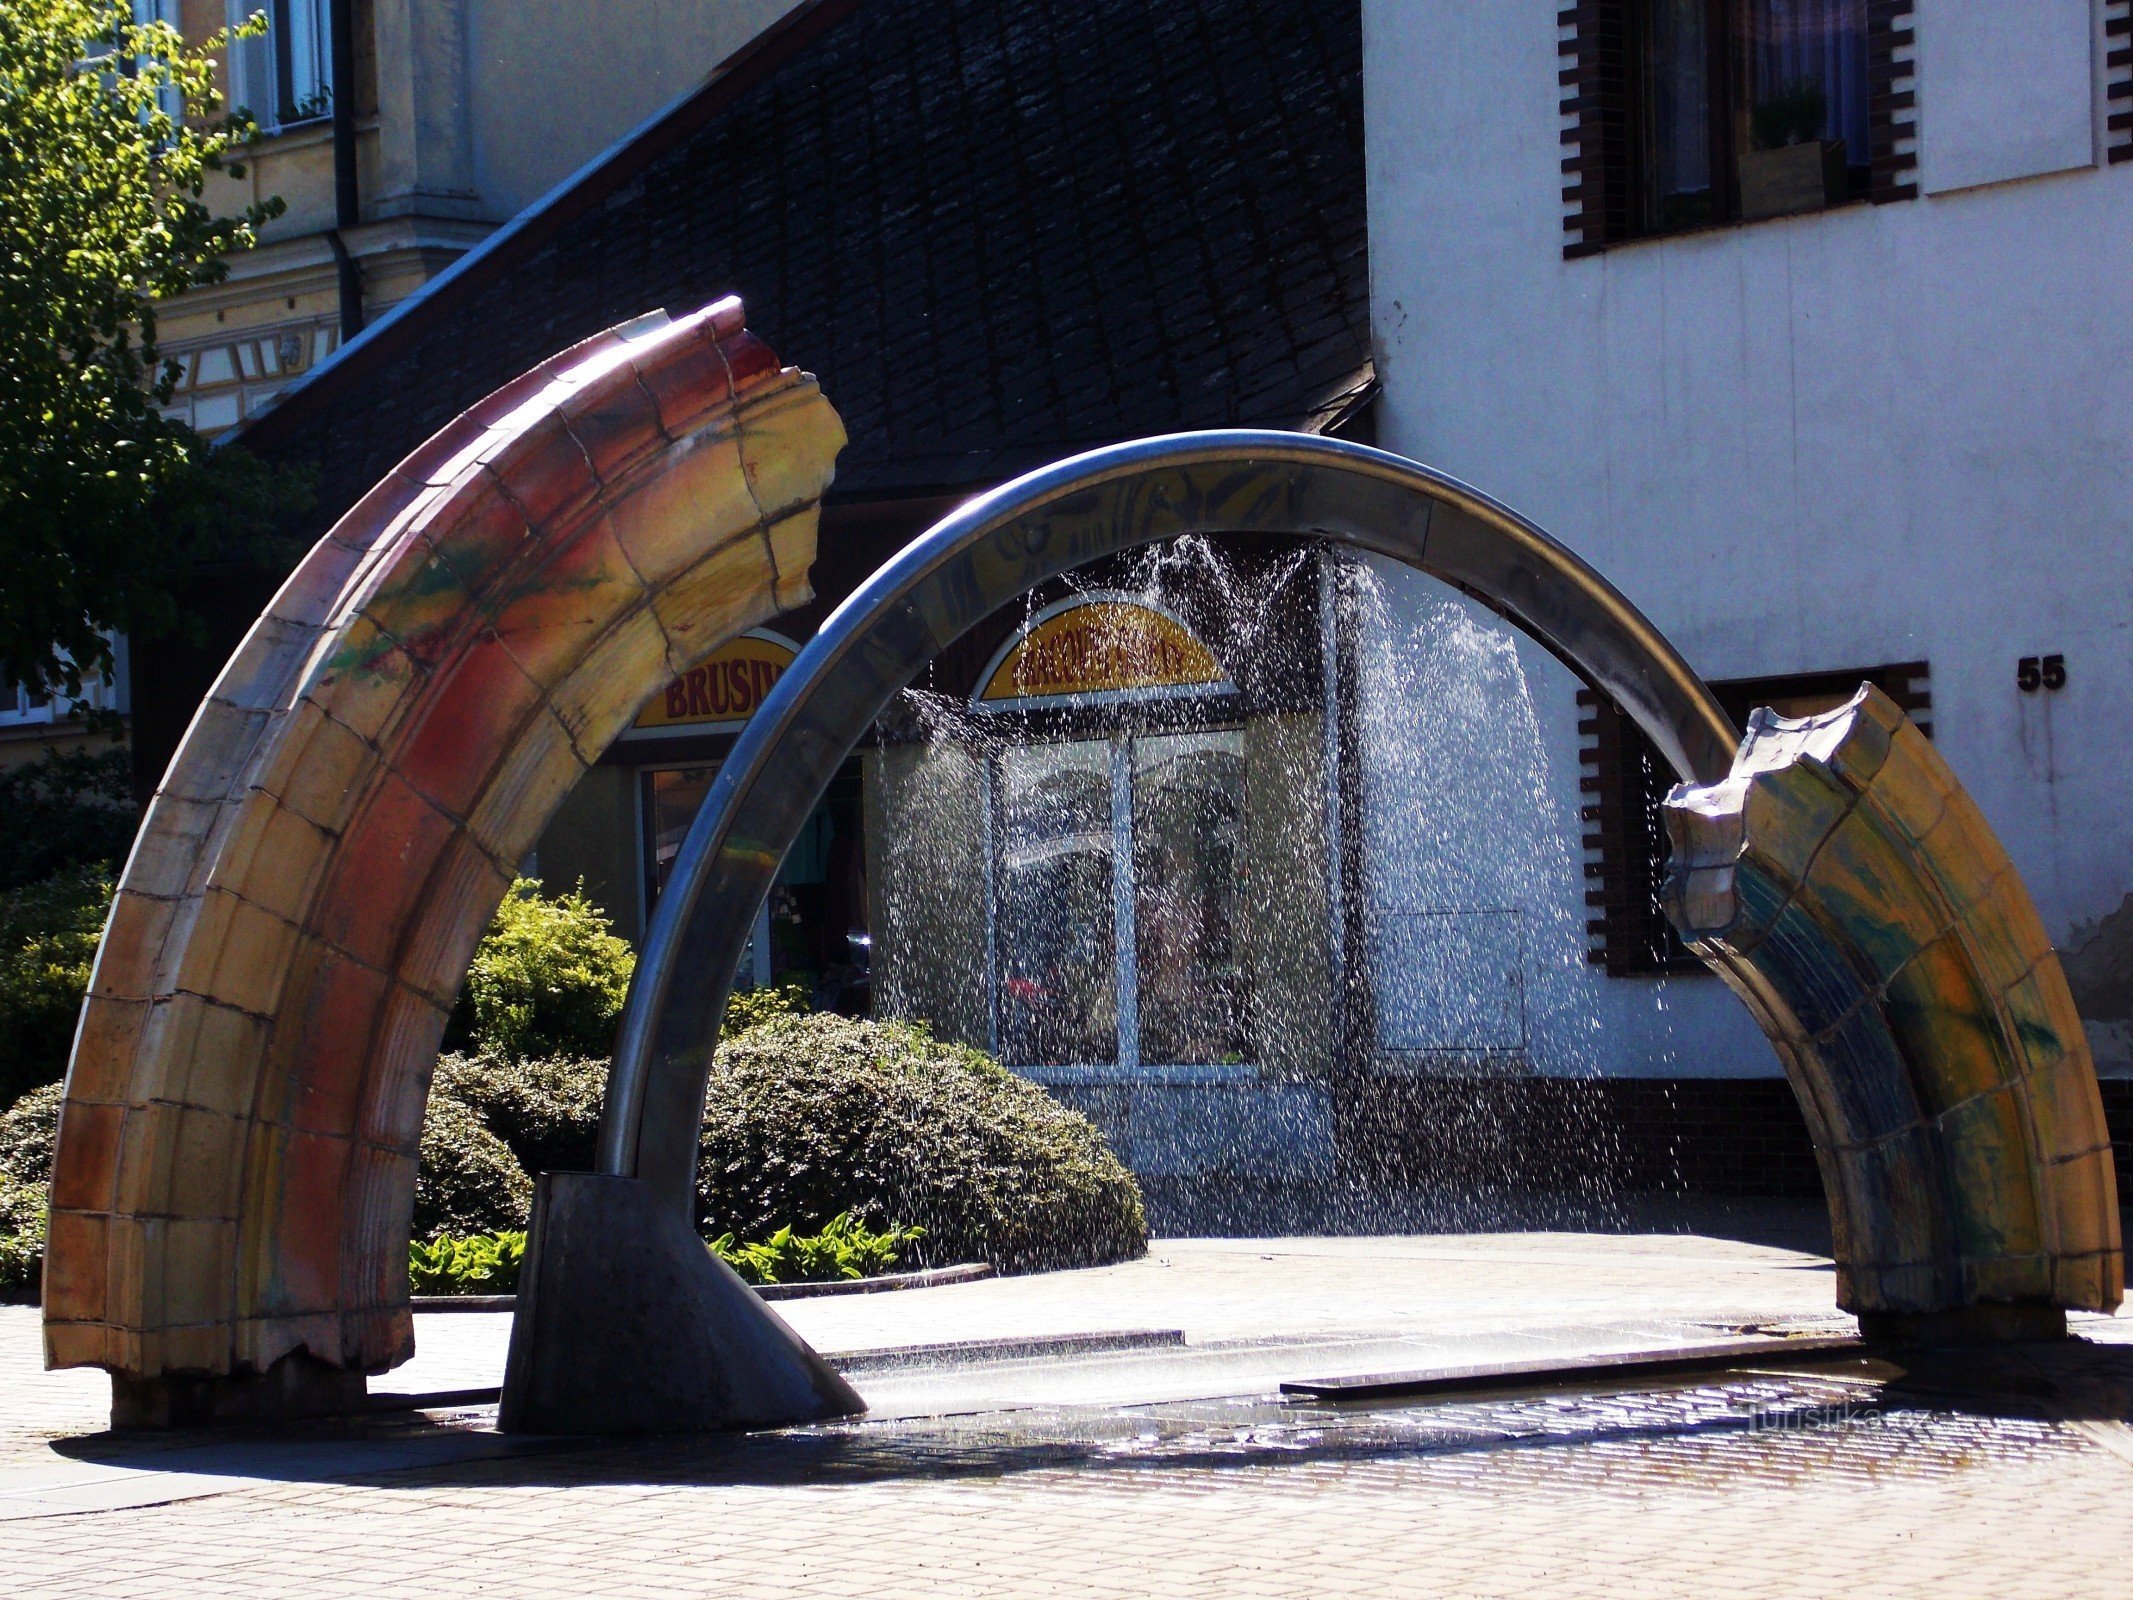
634;630;799;730
977;596;1229;707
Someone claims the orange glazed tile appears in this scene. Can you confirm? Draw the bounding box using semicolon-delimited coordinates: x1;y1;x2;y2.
765;507;821;608
125;791;229;901
484;413;604;534
648;535;781;671
65;994;152;1104
634;324;737;439
112;1101;186;1218
203;898;306;1020
43;1318;117;1371
168;1107;248;1221
462;707;589;871
170;994;273;1120
41;1210;109;1324
224;800;334;927
266;699;380;835
480;513;649;690
160;1219;239;1327
311;611;425;746
90;889;181;1006
603;429;760;588
161;700;273;804
556;363;667;486
49;1100;126;1213
737;380;849;521
551;601;698;751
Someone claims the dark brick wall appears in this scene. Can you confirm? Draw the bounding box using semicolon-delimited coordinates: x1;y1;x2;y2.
1332;1074;2133;1201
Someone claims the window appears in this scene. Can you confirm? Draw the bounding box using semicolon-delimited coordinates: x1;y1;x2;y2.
992;732;1250;1071
225;0;332;132
1579;662;1930;975
1562;1;1918;255
0;641;126;729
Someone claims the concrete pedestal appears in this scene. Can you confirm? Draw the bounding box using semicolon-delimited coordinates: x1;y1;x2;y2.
499;1172;864;1434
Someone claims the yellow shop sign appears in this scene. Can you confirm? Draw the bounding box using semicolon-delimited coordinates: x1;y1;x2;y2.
635;630;799;730
978;597;1227;706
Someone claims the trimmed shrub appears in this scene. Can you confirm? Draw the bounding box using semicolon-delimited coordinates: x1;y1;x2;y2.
414;1094;533;1237
698;1014;1147;1273
0;865;112;1106
432;1049;605;1179
0;1080;61;1190
445;878;634;1060
409;1231;525;1295
722;978;811;1038
0;1170;44;1303
0;746;135;893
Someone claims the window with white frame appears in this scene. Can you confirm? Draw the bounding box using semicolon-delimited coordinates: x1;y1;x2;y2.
224;0;332;132
0;639;127;729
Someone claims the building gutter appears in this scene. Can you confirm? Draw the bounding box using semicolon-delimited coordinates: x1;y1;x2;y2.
329;0;363;337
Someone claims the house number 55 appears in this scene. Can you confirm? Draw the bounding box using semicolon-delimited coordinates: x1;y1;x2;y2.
2017;654;2067;693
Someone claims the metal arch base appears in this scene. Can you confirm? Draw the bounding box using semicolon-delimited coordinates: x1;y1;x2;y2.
498;431;1741;1435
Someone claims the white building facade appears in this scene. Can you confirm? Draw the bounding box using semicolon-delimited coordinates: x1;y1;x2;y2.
1358;0;2133;1144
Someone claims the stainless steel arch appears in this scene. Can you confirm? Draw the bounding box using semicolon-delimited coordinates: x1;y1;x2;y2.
598;430;1737;1198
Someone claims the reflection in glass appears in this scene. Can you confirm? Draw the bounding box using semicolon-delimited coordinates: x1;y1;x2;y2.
1132;732;1249;1065
995;742;1119;1066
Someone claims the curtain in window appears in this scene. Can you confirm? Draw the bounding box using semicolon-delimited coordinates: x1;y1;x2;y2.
1748;0;1868;158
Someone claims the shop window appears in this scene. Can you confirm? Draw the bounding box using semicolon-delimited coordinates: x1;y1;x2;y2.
1562;1;1917;256
993;730;1250;1071
1579;661;1929;975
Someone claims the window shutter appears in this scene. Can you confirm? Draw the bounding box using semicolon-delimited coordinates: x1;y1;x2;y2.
1866;2;1920;201
1561;3;1635;259
2108;1;2133;164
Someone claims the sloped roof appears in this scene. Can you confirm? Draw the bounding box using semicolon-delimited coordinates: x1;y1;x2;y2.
243;0;1368;523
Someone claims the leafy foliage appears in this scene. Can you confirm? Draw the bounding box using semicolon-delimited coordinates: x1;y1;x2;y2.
0;867;113;1106
408;1230;526;1296
699;1014;1147;1273
0;746;135;891
0;1;305;704
431;1049;605;1179
0;1170;45;1302
445;879;635;1060
0;1083;58;1304
721;978;811;1038
0;1081;62;1190
414;1094;533;1237
708;1212;921;1286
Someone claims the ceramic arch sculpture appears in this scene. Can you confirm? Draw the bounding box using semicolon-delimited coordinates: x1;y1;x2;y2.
44;298;853;1424
504;430;2118;1433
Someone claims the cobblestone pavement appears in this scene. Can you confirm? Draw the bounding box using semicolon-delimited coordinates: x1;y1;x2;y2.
6;1226;2133;1598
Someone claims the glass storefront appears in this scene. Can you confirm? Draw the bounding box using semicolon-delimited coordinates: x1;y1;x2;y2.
993;729;1248;1071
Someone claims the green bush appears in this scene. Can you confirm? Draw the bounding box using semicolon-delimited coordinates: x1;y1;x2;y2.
0;1080;61;1189
722;978;811;1038
444;878;634;1060
414;1094;532;1237
432;1049;605;1179
709;1212;921;1286
698;1014;1147;1274
0;747;135;893
408;1230;525;1296
0;1169;45;1303
0;864;112;1106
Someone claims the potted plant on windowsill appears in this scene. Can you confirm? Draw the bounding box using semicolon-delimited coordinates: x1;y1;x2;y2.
1739;82;1847;221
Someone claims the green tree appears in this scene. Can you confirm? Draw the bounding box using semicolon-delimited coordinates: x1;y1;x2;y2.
0;1;299;706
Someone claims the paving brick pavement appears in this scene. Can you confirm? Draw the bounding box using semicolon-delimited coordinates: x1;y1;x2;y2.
8;1365;2133;1598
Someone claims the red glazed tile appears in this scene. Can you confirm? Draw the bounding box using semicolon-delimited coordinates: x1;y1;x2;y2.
558;363;667;485
280;950;392;1138
311;770;457;972
484;414;602;534
393;630;548;819
274;1129;353;1313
